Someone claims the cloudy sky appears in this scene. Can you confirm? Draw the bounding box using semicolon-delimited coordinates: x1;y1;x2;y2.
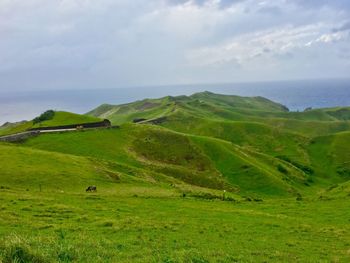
0;0;349;91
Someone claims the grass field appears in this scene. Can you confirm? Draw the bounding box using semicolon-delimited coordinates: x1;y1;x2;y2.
1;92;350;262
1;186;349;262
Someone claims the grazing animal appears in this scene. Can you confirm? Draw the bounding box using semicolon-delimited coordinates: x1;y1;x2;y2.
86;185;97;192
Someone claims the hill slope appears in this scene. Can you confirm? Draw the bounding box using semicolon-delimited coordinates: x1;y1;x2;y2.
0;111;101;136
2;92;350;198
86;92;350;195
19;124;328;197
1;92;350;262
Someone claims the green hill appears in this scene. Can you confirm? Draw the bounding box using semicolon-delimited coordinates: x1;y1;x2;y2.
87;92;288;124
2;92;347;197
1;92;349;197
86;92;350;194
21;126;232;192
32;111;101;128
2;139;350;262
1;92;350;262
0;111;101;136
0;144;121;192
87;91;350;125
87;91;350;137
18;123;328;197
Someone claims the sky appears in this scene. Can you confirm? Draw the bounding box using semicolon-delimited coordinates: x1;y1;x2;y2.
0;0;350;91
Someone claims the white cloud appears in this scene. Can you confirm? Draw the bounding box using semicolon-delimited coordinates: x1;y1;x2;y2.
316;32;349;43
0;0;349;89
186;23;328;66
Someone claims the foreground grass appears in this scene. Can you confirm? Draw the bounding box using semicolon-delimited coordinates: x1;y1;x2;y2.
0;188;349;262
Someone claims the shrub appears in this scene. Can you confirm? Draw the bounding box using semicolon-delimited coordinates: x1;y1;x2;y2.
277;164;288;174
296;193;303;201
336;167;350;177
276;156;314;175
191;192;219;200
33;110;55;124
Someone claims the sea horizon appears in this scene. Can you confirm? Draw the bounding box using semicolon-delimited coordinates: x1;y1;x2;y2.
1;78;350;125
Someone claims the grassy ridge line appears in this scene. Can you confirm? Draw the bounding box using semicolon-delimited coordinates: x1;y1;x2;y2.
87;92;289;124
161;114;311;166
169;104;350;137
87;97;177;125
87;92;350;126
165;105;350;137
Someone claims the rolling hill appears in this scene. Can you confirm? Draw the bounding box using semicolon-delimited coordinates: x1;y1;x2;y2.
1;92;349;198
1;92;350;262
85;92;350;196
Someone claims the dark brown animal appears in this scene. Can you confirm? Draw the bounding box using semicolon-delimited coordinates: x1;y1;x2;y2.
86;185;97;192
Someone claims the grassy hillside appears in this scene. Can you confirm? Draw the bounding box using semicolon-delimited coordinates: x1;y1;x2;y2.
21;126;229;192
88;91;350;121
0;121;34;136
87;97;176;125
1;142;350;262
162;115;310;162
19;123;335;198
2;92;350;197
307;132;350;183
1;92;350;262
32;111;101;128
0;111;101;136
0;144;122;192
9;92;350;197
87;92;288;124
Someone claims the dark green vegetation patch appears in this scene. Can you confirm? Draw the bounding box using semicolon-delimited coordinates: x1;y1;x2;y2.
33;110;55;124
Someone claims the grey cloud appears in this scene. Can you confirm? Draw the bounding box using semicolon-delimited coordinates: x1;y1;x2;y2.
167;0;245;8
289;0;350;10
333;21;350;32
257;6;283;16
0;0;349;91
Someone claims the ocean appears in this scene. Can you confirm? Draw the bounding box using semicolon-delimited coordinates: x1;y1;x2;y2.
1;79;350;124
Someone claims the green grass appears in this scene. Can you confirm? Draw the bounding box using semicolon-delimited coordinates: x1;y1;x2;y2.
0;111;101;136
0;140;349;262
32;111;101;128
1;92;350;262
0;121;33;136
20;124;319;196
21;126;230;191
0;144;126;192
0;188;349;262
